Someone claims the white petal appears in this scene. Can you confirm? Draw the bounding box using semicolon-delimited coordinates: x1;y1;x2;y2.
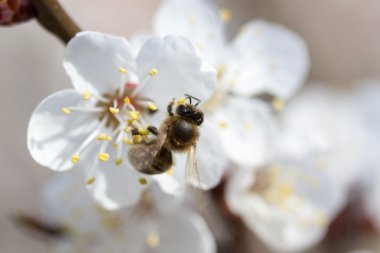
155;209;216;253
85;148;146;210
129;31;154;57
210;97;276;167
27;89;99;172
226;20;309;99
136;36;216;125
226;162;345;252
168;122;227;190
64;31;136;95
154;0;225;65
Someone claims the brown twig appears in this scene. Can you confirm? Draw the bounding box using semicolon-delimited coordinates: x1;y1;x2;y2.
29;0;80;44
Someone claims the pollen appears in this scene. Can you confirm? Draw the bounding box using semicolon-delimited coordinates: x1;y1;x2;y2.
122;138;133;145
219;8;232;23
128;111;140;120
97;133;112;141
149;68;158;76
177;97;187;104
123;96;131;105
147;102;158;111
114;158;122;166
86;177;96;185
98;152;110;162
146;231;160;248
113;143;118;148
61;107;71;115
118;67;128;74
71;154;80;164
82;90;91;100
272;98;284;111
138;128;150;135
139;178;148;185
123;126;132;133
133;135;143;144
109;107;119;114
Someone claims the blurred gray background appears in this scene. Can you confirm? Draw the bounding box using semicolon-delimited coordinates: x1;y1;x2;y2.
1;0;380;251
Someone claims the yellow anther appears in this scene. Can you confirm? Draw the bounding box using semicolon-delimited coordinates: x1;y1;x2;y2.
118;67;128;74
138;128;150;135
71;154;80;164
114;158;122;166
98;152;110;162
82;90;91;100
272;98;284;111
113;143;119;149
133;135;143;144
139;178;148;185
146;231;160;248
62;107;71;115
177;97;187;104
97;133;108;141
123;96;131;105
147;102;158;111
219;8;232;22
123;126;132;133
149;68;158;76
128;111;140;120
278;183;293;200
127;119;135;124
166;168;174;176
122;138;133;145
216;65;225;81
86;177;96;185
109;107;119;114
219;121;228;128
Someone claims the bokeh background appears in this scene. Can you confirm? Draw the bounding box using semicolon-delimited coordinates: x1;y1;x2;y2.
1;0;380;252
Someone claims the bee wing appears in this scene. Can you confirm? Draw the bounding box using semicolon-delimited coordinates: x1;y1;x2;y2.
185;145;204;189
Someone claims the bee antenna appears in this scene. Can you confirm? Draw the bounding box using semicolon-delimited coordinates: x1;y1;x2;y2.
184;94;201;106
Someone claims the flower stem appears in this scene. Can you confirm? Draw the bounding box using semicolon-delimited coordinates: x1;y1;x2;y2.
29;0;81;44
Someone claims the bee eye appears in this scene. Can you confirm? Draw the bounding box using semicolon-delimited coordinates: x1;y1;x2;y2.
193;112;204;125
176;104;190;116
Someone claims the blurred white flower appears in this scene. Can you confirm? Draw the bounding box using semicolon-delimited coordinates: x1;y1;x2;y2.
43;170;216;253
226;85;367;252
28;31;217;209
150;0;310;167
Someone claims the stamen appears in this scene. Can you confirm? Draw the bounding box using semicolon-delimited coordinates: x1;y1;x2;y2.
138;127;150;135
128;111;140;120
149;68;158;76
123;126;132;133
130;68;158;97
219;8;232;22
109;107;120;114
114;158;122;166
71;154;80;164
122;138;133;145
147;102;158;112
272;98;284;111
146;231;160;248
139;178;148;185
97;133;112;141
66;106;105;113
118;67;128;75
82;90;91;100
98;152;110;162
123;96;131;105
166;168;174;176
61;107;71;115
86;177;96;185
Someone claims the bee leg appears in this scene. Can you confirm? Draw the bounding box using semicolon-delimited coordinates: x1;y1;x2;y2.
167;100;175;116
147;126;159;136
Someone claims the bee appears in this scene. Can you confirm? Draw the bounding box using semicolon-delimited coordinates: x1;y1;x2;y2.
128;94;204;186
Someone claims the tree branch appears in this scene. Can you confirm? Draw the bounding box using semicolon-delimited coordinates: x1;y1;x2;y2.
30;0;81;44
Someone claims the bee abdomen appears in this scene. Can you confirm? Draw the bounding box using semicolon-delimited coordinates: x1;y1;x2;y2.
128;142;173;175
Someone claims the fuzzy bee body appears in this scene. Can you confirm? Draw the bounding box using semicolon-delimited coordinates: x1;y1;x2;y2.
128;95;203;177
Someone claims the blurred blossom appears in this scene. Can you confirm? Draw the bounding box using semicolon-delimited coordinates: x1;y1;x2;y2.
42;170;216;253
27;31;217;210
0;0;34;25
351;82;380;232
226;85;368;252
133;0;310;168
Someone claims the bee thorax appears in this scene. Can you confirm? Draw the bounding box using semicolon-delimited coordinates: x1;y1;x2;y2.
167;118;199;151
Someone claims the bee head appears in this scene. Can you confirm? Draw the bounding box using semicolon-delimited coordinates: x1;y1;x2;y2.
176;104;204;126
